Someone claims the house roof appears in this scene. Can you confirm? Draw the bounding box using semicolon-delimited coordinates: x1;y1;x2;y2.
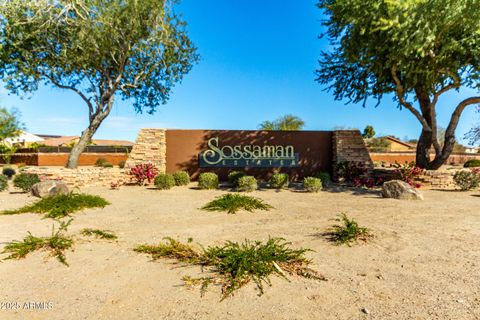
41;136;133;147
384;136;416;149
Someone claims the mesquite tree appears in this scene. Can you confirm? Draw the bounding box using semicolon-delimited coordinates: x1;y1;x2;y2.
0;0;198;168
316;0;480;169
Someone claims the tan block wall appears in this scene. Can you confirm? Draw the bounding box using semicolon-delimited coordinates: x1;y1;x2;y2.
125;128;166;173
23;167;128;188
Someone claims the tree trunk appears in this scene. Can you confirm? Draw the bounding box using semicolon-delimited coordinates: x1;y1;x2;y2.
414;87;435;169
66;101;113;169
415;129;433;168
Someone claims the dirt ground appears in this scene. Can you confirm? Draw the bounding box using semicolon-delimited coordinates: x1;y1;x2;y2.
0;184;479;320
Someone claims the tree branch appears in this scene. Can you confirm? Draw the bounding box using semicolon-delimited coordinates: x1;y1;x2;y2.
391;66;431;131
42;73;94;120
431;70;461;107
445;96;480;137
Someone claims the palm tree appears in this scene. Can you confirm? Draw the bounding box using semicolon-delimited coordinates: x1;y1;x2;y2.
259;114;305;131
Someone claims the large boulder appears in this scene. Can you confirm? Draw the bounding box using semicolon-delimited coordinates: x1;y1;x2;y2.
381;180;424;200
31;180;69;198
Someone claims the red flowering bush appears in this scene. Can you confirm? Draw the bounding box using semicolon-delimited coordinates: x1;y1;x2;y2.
393;162;424;188
337;161;382;189
129;163;158;185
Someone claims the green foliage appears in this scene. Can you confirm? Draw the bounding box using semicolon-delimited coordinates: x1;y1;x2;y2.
13;173;40;192
303;177;322;192
2;166;16;179
316;0;480;169
259;114;305;131
172;171;190;186
362;125;376;139
325;214;372;245
0;192;110;219
134;237;202;263
236;176;258;192
0;175;8;192
202;194;272;214
0;144;17;164
154;173;176;190
464;159;480;168
0;1;198;168
198;172;219;190
269;173;290;189
118;160;126;169
81;228;117;240
0;107;23;140
134;237;325;299
315;171;331;188
95;158;108;167
453;170;480;191
2;219;74;266
94;158;113;168
228;171;246;187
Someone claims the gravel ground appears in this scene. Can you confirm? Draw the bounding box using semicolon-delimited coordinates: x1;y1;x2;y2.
0;184;479;320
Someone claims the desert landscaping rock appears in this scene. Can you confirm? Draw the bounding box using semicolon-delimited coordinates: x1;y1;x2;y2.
381;180;424;200
31;180;69;198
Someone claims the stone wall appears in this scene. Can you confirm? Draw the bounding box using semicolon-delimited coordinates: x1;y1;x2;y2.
23;167;128;188
332;130;373;180
415;168;458;190
125;128;167;173
371;152;480;166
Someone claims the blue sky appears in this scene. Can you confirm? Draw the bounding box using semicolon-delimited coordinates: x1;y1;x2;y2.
0;0;478;144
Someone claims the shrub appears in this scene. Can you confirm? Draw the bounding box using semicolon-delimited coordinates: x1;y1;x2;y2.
129;163;158;185
110;180;122;189
198;172;219;189
393;161;423;188
0;192;110;219
337;161;380;188
453;169;480;191
228;171;246;187
202;193;272;214
269;173;289;189
118;160;126;169
134;237;326;299
0;175;8;192
237;175;257;192
2;167;16;179
154;173;176;190
102;162;113;168
81;228;117;240
2;219;73;266
325;213;373;245
464;159;480;168
95;157;108;167
173;171;190;186
303;177;322;192
13;173;40;192
315;171;331;188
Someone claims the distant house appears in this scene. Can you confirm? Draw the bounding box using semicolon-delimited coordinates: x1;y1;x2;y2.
465;147;479;154
3;131;44;147
40;136;133;147
384;136;416;152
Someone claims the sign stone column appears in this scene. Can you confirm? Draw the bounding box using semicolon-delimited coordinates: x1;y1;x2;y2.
125;129;167;173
